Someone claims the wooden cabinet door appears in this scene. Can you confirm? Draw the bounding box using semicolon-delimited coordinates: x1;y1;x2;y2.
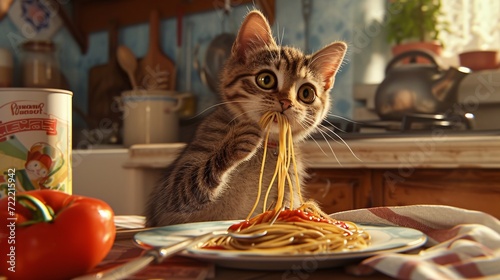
304;169;372;215
372;169;500;219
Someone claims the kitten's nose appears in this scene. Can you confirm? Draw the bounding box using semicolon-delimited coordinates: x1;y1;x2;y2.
280;99;293;111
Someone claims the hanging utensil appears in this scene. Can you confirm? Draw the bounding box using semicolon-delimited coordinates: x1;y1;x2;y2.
178;16;197;119
137;10;176;90
117;45;138;89
196;0;235;94
88;22;130;133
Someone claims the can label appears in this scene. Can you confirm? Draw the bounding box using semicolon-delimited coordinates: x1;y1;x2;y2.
0;89;72;197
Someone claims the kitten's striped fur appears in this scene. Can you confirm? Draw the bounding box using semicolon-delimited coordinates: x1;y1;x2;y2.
146;10;347;226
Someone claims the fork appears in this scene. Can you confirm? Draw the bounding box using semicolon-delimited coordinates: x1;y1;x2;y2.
73;230;267;280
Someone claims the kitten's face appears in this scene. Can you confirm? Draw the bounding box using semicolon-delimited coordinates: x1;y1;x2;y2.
220;11;347;142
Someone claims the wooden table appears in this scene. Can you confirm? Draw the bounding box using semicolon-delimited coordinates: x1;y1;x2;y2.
90;237;393;280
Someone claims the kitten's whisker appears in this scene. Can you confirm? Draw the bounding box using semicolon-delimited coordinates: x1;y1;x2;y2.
188;102;228;119
314;129;342;166
328;112;357;122
319;124;363;163
247;4;254;13
298;119;342;165
228;108;267;125
318;123;346;145
279;27;285;47
270;46;279;62
326;114;360;124
303;116;362;163
305;135;328;156
275;22;280;47
321;119;347;134
189;100;260;119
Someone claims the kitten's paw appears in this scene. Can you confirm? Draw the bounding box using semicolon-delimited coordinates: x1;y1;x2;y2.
229;122;262;161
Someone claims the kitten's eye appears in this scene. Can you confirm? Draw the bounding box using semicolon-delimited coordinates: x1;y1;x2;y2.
256;71;277;90
298;84;316;104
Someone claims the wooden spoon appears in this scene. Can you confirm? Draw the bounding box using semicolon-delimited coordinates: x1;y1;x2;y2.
137;10;176;90
117;45;138;89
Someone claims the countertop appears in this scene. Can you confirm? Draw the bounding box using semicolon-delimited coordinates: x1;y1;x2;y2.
303;134;500;169
123;135;500;169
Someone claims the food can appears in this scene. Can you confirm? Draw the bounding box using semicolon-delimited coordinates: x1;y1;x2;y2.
0;88;72;197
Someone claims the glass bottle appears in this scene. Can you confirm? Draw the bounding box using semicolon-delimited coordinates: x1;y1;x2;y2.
20;40;62;88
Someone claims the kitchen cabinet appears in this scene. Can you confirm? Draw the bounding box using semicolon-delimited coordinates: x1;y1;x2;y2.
305;168;500;219
372;168;500;218
304;169;372;214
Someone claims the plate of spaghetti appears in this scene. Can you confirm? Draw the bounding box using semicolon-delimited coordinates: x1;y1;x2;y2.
135;112;426;269
134;220;426;270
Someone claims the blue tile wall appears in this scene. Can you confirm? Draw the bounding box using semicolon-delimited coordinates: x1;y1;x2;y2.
0;0;388;125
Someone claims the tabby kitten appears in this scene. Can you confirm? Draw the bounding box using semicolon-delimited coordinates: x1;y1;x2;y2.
146;10;347;227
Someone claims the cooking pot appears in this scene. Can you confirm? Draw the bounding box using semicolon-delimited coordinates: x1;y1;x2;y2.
375;50;471;120
117;90;190;147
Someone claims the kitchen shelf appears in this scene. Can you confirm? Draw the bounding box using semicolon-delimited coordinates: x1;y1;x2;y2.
73;0;275;53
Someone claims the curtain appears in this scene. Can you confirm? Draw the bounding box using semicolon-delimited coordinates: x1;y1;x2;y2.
440;0;500;56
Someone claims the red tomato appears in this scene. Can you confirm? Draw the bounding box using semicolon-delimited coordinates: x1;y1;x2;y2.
0;190;116;280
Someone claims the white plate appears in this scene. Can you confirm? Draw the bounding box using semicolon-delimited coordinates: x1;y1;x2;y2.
135;220;426;270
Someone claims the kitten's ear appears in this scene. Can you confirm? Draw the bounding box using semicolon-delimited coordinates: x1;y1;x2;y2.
232;10;276;62
310;42;347;90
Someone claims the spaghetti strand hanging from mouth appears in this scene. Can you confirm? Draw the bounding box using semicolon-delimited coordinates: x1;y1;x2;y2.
249;111;304;218
200;111;371;254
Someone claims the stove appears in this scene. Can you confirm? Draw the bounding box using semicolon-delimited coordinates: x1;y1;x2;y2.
314;112;500;140
401;112;474;131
